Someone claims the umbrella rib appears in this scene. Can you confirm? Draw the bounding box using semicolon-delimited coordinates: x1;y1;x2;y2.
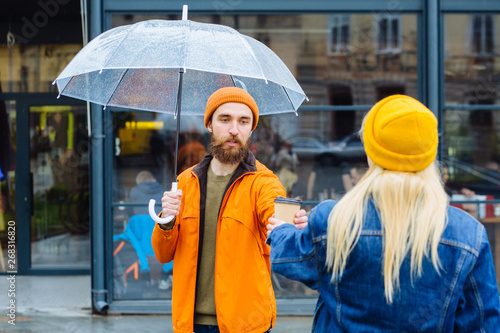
100;23;141;71
175;20;190;78
183;20;191;72
281;85;298;115
237;35;268;84
103;69;129;109
56;76;73;99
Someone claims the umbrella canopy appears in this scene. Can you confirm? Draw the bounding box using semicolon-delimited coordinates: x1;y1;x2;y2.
54;10;307;223
54;19;307;116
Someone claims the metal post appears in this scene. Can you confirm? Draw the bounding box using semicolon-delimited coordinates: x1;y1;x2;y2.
425;0;441;160
89;0;108;314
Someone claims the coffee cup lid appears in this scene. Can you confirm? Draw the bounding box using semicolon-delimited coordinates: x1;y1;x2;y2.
274;196;302;205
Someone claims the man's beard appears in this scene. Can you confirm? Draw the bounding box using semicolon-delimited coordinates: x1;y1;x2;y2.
209;134;250;165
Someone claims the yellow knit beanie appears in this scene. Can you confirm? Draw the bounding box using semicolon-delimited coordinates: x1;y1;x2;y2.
204;87;259;131
363;94;438;172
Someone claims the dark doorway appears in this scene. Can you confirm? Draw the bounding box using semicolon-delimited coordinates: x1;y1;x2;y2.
328;85;354;140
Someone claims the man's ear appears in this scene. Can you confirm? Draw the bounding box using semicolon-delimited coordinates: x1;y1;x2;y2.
207;121;213;133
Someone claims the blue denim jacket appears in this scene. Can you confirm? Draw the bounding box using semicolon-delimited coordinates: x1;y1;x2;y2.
269;200;500;332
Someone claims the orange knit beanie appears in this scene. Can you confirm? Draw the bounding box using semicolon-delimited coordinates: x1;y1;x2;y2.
363;94;438;172
204;87;259;131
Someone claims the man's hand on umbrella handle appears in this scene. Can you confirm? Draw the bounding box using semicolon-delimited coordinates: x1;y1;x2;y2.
149;182;182;224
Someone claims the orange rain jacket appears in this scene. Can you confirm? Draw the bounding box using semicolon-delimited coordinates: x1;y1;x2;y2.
152;152;286;333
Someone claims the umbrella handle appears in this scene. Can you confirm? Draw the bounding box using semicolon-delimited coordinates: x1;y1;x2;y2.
148;182;178;224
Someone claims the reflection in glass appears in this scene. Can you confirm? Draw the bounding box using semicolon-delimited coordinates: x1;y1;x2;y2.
376;14;402;53
328;15;351;54
0;44;82;93
391;17;400;49
112;13;418;106
113;211;173;299
444;14;499;104
111;110;207;300
379;17;388;50
443;108;500;291
443;109;500;200
444;13;500;294
472;15;494;55
30;106;90;268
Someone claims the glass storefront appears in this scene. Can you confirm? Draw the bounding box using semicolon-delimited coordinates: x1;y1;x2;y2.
442;13;500;288
443;14;500;173
0;44;82;93
0;0;86;274
108;12;418;301
444;108;500;193
0;100;16;273
443;14;500;288
29;105;90;269
110;110;195;299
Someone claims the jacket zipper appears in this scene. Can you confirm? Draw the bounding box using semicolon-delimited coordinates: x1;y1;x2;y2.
213;171;255;324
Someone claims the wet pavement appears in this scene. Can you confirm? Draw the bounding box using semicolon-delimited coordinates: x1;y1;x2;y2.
0;312;312;333
0;275;313;332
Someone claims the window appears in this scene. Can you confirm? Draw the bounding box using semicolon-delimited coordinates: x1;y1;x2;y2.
471;15;495;56
328;15;350;55
444;14;500;104
376;14;401;53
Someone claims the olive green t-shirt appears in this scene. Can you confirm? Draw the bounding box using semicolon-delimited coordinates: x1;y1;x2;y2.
194;165;233;325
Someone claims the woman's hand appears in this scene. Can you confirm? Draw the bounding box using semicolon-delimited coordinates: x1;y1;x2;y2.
294;209;308;230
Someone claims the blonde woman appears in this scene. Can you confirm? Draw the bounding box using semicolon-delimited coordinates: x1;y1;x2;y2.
267;95;500;332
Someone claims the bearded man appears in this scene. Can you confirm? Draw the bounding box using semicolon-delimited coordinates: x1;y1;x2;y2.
152;87;308;333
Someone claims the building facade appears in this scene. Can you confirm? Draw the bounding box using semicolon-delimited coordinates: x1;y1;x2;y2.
1;0;499;314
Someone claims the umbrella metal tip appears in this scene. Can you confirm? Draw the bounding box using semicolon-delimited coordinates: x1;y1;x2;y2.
52;80;56;85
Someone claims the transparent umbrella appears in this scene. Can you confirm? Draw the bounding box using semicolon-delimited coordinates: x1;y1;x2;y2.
54;6;307;223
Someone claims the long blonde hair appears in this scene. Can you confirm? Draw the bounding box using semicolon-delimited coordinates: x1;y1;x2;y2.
326;158;448;303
